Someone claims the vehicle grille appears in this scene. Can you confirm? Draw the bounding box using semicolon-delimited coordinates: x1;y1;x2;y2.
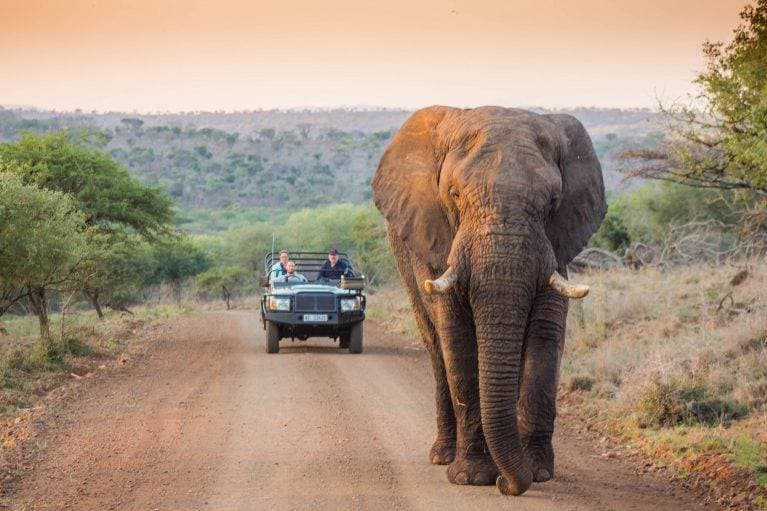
295;293;336;312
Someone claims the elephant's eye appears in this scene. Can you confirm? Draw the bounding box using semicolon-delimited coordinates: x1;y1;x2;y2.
449;187;460;200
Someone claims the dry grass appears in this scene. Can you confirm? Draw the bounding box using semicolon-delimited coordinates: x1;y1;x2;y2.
563;262;766;421
0;303;195;418
562;261;767;505
365;286;420;342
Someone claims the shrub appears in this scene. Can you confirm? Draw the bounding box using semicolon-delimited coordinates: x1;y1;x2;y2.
636;376;747;428
567;375;596;392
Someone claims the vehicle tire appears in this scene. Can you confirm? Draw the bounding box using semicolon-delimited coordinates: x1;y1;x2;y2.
266;321;280;354
348;322;363;354
339;331;350;349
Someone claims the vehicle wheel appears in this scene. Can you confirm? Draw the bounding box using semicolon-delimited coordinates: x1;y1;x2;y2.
348;322;363;354
339;331;350;349
266;321;280;354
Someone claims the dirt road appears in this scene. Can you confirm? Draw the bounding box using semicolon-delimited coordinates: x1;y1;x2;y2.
8;312;708;510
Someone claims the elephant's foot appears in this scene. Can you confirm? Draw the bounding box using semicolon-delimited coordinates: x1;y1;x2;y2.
429;438;456;465
446;452;498;486
524;437;555;482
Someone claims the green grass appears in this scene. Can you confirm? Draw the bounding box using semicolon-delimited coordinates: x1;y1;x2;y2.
728;436;767;486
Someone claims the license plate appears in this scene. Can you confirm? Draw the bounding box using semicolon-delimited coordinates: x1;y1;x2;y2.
303;314;328;322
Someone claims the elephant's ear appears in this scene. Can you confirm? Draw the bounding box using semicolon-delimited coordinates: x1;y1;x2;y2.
544;114;607;266
372;107;454;270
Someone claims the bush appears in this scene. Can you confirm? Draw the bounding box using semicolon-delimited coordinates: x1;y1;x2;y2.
589;182;759;261
567;375;596;392
637;376;747;428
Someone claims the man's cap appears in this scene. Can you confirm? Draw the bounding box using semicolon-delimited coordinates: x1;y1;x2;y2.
328;248;339;255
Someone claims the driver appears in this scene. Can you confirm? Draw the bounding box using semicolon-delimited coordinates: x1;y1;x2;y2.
277;260;308;283
318;248;353;280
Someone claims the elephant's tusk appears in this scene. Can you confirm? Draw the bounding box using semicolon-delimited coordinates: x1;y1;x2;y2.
424;266;457;295
549;272;590;299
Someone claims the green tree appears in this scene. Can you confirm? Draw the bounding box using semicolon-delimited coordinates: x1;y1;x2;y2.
220;222;276;274
589;201;631;252
0;131;173;238
0;131;175;314
149;237;212;301
195;266;252;309
623;1;767;201
0;170;91;347
80;236;157;317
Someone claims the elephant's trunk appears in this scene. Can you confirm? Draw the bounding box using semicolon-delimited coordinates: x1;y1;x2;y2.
471;230;543;496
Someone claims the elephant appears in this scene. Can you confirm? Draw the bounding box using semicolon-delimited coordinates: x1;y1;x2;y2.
371;106;605;496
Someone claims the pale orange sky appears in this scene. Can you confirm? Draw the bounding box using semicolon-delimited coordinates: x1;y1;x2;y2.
0;0;746;112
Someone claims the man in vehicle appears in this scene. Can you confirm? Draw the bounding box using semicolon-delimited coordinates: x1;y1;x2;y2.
269;249;289;282
275;260;308;283
318;248;353;280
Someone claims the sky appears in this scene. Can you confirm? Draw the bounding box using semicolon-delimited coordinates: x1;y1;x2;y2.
0;0;747;112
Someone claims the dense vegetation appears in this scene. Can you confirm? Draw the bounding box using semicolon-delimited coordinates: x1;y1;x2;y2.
0;107;663;226
0;134;210;361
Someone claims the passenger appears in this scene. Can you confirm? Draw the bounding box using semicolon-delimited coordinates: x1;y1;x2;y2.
318;248;353;280
277;260;308;283
269;249;289;282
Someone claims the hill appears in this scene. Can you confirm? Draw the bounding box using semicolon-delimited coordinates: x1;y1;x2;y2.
0;107;663;220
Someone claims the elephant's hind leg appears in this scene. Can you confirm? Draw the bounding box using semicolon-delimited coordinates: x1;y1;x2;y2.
518;288;568;482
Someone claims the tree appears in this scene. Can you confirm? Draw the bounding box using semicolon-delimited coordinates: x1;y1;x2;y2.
149;237;211;301
195;266;252;309
0;131;173;238
623;1;767;199
0;170;91;347
80;235;157;317
0;131;175;314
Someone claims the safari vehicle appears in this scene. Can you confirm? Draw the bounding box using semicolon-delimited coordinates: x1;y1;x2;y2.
259;251;366;354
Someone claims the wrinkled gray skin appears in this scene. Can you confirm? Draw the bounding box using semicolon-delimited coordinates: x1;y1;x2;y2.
372;106;606;495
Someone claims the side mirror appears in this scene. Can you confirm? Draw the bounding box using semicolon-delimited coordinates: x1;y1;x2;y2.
259;275;270;288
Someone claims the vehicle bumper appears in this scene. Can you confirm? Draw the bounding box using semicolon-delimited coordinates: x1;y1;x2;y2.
263;310;365;337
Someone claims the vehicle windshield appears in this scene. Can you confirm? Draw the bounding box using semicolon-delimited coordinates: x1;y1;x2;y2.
264;251;355;284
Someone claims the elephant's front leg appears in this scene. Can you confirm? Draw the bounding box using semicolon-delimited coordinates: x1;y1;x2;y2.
427;342;457;465
518;288;568;482
403;277;456;465
437;296;498;486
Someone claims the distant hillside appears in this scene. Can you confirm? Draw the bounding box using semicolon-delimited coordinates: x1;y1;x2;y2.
0;107;663;211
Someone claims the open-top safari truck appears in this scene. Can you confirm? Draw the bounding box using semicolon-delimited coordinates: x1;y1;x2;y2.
259;251;366;354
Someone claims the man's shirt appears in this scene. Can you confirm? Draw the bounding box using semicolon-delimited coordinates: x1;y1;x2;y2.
318;259;352;280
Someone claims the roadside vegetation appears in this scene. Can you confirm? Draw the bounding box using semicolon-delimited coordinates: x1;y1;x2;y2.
562;262;766;507
0;303;192;420
0;132;209;420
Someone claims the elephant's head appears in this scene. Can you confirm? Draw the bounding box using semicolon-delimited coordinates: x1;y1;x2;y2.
372;106;605;495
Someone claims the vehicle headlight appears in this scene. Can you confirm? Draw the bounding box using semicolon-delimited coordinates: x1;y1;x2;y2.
340;297;361;312
267;296;291;311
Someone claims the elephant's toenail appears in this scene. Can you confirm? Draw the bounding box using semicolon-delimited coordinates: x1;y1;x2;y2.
455;471;469;484
534;468;551;482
